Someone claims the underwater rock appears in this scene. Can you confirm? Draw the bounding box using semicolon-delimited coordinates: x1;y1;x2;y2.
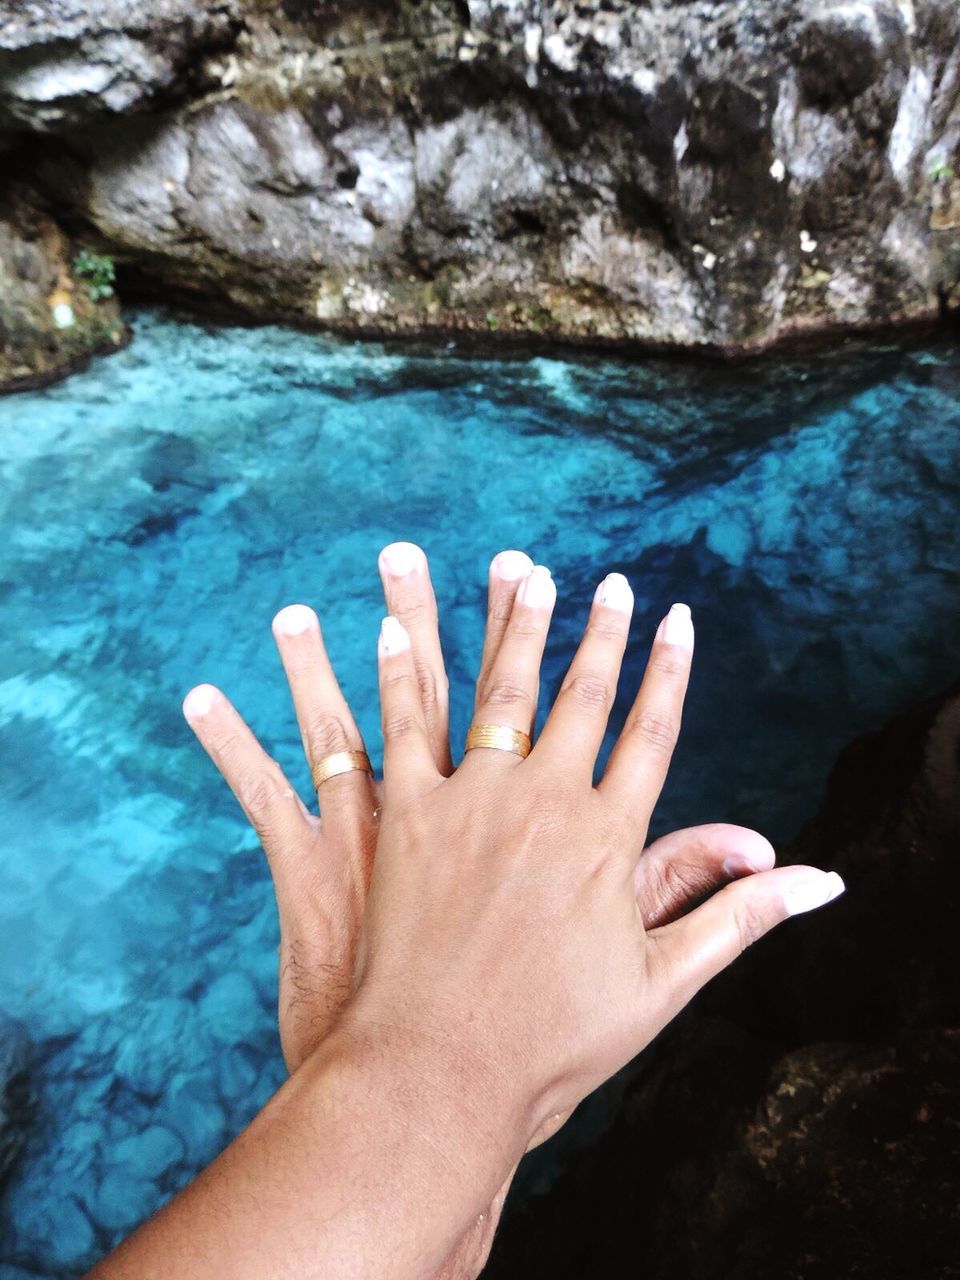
485;679;960;1279
0;1011;33;1192
0;0;957;381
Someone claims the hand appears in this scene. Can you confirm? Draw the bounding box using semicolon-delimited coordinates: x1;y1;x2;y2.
96;556;842;1280
345;563;845;1153
183;545;780;1276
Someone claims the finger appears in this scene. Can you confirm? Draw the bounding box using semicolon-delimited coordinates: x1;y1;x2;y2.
378;543;452;776
272;604;375;823
183;683;313;892
469;565;556;757
635;824;776;929
474;550;534;713
599;602;694;831
378;615;441;798
647;865;846;1017
534;572;632;778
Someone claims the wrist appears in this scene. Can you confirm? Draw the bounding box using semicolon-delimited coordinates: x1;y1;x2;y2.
328;996;534;1171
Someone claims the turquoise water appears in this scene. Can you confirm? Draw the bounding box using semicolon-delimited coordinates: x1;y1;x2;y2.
0;311;958;1274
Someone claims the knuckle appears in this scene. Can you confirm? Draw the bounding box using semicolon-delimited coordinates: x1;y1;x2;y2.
508;616;545;639
649;856;710;911
414;660;447;715
394;593;430;625
483;679;533;711
628;709;678;755
209;728;248;763
383;712;420;741
648;651;689;680
564;672;611;711
240;768;284;818
734;899;769;954
306;711;350;755
487;598;514;627
586;617;626;643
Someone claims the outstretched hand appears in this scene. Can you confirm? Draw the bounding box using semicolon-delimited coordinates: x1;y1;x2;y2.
182;544;796;1276
341;556;843;1157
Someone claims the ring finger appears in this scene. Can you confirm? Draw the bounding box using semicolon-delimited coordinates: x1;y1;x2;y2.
474;549;535;713
469;563;556;761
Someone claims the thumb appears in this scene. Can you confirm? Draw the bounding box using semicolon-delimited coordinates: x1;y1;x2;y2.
647;864;845;1015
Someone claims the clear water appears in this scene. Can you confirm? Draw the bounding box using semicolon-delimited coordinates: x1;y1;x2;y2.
0;311;957;1275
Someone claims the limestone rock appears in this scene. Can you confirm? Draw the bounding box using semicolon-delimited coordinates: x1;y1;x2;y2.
1;0;959;383
0;187;127;393
0;0;242;132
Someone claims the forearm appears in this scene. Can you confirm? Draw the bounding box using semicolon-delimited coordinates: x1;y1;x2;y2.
89;1022;525;1280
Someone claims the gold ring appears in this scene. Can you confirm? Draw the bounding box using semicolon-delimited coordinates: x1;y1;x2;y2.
312;750;373;788
464;723;531;759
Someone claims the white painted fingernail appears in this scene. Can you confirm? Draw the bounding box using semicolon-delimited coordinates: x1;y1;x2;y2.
183;684;217;719
380;541;423;576
597;572;633;614
491;549;533;582
783;870;846;916
379;615;410;655
273;603;316;636
659;602;694;650
518;565;555;608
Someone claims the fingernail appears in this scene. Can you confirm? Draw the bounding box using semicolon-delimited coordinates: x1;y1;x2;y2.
380;542;423;577
273;603;316;636
518;565;555;608
596;572;633;614
659;602;694;650
723;852;763;878
183;684;217;719
491;549;533;582
783;870;846;916
379;615;410;655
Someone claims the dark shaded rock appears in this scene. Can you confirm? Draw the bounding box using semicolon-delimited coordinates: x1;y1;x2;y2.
0;186;127;393
485;681;960;1279
0;0;958;387
0;1011;33;1192
0;0;242;132
795;2;909;107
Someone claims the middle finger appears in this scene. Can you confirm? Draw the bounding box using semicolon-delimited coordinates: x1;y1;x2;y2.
378;542;452;775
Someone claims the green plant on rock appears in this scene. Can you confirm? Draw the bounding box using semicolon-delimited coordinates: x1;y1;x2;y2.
929;158;956;184
73;249;116;301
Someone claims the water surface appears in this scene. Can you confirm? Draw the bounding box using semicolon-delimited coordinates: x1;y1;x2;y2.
0;312;958;1274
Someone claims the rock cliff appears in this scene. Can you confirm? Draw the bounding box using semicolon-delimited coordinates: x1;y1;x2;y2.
1;0;959;388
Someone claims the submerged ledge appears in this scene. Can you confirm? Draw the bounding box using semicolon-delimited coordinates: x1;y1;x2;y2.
4;278;951;402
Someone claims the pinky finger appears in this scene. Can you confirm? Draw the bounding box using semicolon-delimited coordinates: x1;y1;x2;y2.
599;603;694;839
182;683;313;881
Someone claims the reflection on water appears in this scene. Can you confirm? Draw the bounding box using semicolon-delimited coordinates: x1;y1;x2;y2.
0;312;958;1273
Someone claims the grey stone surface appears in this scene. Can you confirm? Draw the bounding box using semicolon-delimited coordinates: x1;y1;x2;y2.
0;0;241;131
1;0;959;385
